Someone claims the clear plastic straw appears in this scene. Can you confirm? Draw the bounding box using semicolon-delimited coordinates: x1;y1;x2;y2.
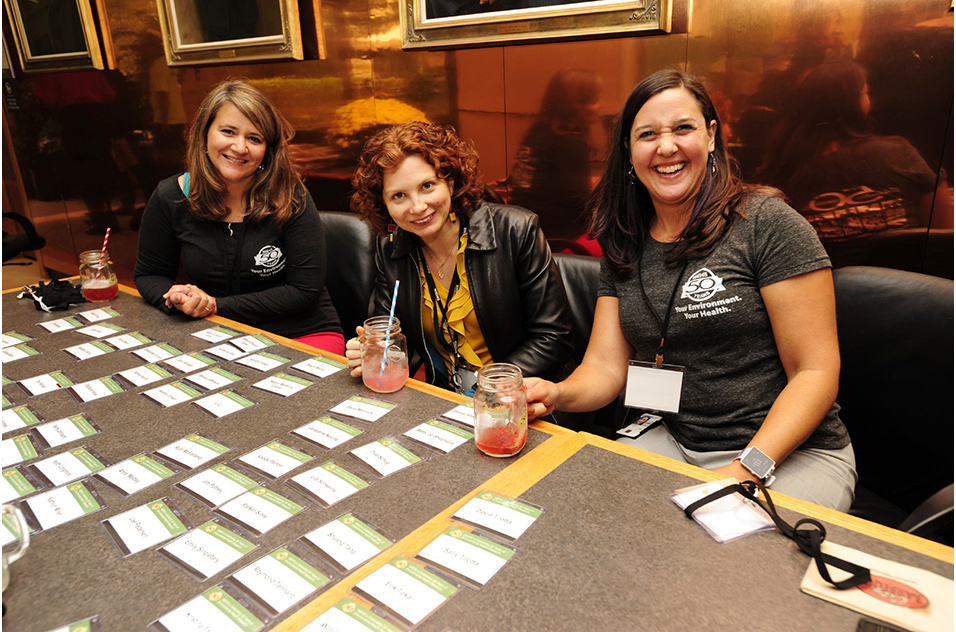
380;280;400;375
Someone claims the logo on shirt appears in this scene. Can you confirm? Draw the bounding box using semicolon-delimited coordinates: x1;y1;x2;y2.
254;245;283;269
681;268;726;302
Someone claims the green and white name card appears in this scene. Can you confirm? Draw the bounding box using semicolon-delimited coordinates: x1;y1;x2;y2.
35;413;100;449
37;316;83;333
303;513;394;572
234;351;291;372
292;416;363;450
63;340;116;361
404;420;474;454
1;343;40;362
238;441;313;478
1;466;38;503
116;363;173;388
162;351;217;373
75;322;126;339
43;615;102;632
2;331;33;347
143;381;203;407
177;464;260;508
453;491;544;540
155;434;231;470
131;342;182;363
349;438;422;478
160;521;258;581
18;370;75;396
157;586;265;632
215;486;305;536
1;393;10;408
102;497;189;556
1;435;40;466
184;367;243;391
417;526;517;587
308;597;403;632
32;446;108;487
330;396;397;423
1;509;34;547
2;404;44;433
441;400;476;427
291;356;346;379
95;453;177;496
205;342;247;362
25;481;105;531
103;331;153;350
77;306;120;322
231;547;331;614
70;376;125;402
191;325;242;343
193;390;257;419
231;333;275;353
355;555;459;626
251;372;313;397
289;461;370;507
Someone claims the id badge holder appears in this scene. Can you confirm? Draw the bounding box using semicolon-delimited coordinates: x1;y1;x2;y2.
624;360;685;414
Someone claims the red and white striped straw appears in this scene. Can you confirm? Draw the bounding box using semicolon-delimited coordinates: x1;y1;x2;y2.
94;228;111;279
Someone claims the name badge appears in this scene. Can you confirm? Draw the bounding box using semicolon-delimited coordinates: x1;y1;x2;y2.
624;360;685;413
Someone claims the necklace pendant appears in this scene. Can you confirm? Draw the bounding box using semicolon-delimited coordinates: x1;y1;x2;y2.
438;268;445;280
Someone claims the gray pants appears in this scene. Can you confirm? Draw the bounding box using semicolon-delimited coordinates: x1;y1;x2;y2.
617;424;857;512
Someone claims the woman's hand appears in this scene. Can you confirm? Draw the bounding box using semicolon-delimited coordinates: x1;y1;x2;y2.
163;284;217;318
523;377;561;420
345;326;365;378
712;460;760;484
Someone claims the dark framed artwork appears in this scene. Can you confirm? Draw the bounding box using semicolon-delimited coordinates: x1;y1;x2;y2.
3;0;106;72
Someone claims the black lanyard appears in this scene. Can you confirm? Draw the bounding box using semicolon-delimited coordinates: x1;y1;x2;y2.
419;235;469;388
637;257;689;367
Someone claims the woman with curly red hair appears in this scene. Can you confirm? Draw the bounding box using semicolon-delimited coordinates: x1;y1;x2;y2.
346;122;574;396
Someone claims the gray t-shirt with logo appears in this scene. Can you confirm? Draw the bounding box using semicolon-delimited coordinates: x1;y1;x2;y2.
598;194;849;452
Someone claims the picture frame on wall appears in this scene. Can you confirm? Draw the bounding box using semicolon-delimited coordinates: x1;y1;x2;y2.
155;0;305;66
3;0;106;73
401;0;671;50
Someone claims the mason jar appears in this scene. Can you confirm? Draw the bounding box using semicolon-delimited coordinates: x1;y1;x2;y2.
473;363;528;457
361;316;409;393
78;250;118;302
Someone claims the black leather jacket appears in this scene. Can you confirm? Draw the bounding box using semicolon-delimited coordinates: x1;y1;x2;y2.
371;201;575;389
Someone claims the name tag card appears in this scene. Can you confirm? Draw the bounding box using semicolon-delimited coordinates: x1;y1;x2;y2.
101;497;190;557
1;331;33;347
95;454;178;497
214;486;305;536
1;343;40;362
155;434;231;470
288;461;371;507
302;513;394;573
115;363;173;388
404;420;473;454
177;464;261;508
155;586;267;632
231;334;275;353
159;521;259;582
452;491;544;541
1;466;42;504
440;401;476;427
2;404;44;433
162;351;217;374
291;356;346;379
31;446;109;487
37;317;83;333
234;351;291;372
349;438;423;478
229;546;332;616
417;525;517;588
309;597;405;632
193;390;257;419
42;616;102;632
18;370;75;396
34;413;101;449
251;373;313;397
75;323;126;339
22;481;106;531
191;326;242;343
624;360;685;414
70;377;125;403
205;343;248;362
354;555;459;627
103;331;153;350
131;343;182;363
76;306;120;323
329;396;396;423
291;416;363;450
142;381;203;408
1;435;41;465
184;367;243;391
1;505;35;547
62;341;116;361
238;441;314;479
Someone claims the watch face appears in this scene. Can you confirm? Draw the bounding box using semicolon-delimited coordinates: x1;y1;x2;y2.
742;449;774;477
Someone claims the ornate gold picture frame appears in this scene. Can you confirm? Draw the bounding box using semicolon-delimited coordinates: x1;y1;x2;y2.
3;0;105;73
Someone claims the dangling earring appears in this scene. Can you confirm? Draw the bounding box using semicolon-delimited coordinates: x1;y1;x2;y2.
388;222;397;242
448;211;457;224
627;166;637;183
710;153;717;175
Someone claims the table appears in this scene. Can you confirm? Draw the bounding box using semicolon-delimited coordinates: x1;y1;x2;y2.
2;285;952;632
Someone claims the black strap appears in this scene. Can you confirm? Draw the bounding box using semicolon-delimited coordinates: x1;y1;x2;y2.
419;240;470;392
637;260;689;366
684;480;871;590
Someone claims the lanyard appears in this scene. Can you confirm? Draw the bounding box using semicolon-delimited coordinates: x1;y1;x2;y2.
637;258;689;367
419;236;469;390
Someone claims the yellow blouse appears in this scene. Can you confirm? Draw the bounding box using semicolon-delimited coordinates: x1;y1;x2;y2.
419;232;492;377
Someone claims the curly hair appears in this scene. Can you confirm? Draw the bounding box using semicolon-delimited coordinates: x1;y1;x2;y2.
184;78;304;229
350;122;485;236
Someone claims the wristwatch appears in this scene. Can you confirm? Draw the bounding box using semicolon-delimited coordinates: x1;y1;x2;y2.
735;446;776;486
